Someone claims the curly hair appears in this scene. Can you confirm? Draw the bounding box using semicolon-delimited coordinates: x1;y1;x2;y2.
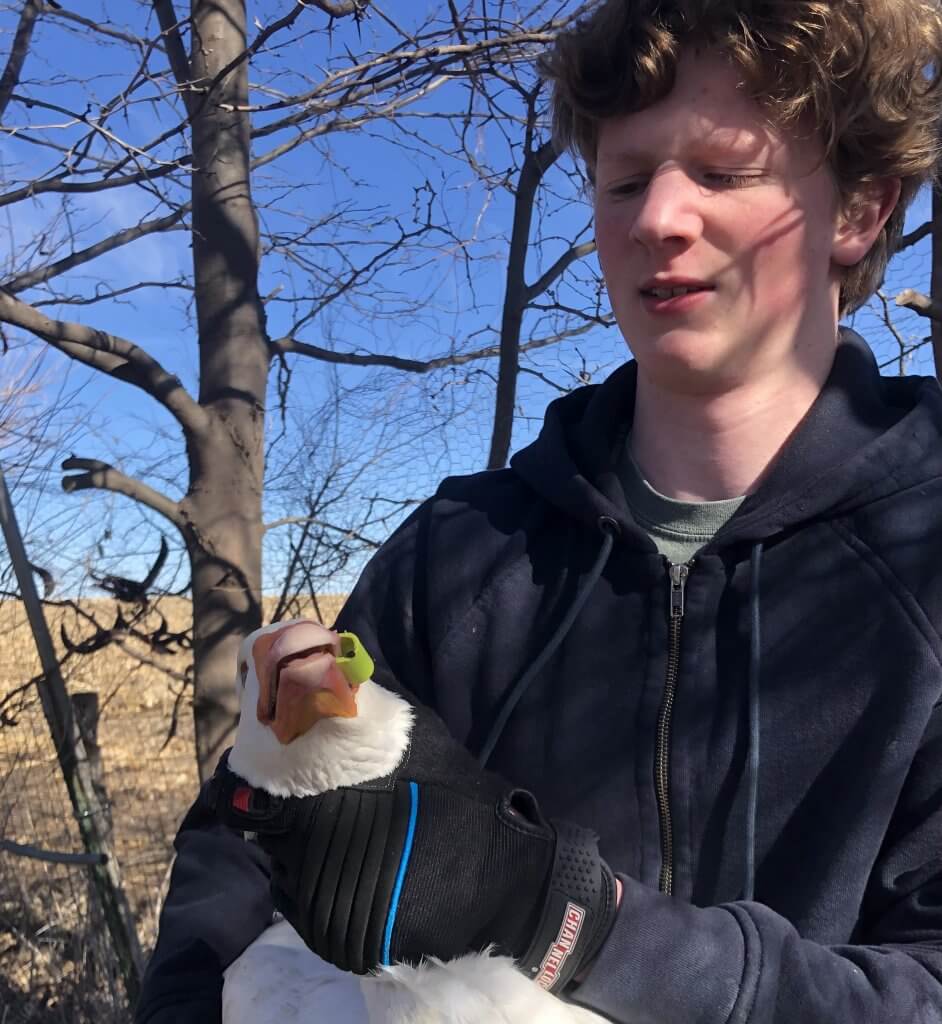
540;0;942;314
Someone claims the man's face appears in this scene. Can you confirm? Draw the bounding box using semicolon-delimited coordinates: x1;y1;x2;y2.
593;49;848;395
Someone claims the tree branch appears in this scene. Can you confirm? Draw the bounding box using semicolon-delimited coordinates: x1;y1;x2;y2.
108;1;375;181
45;5;149;48
151;0;195;116
0;837;107;867
249;29;567;139
196;0;366;111
61;456;185;529
263;514;380;549
488;127;558;470
0;0;43;122
271;322;609;373
896;221;932;254
309;0;370;14
525;239;596;304
251;76;449;170
4;207;189;293
33;279;191;308
931;187;942;379
270;337;462;372
0;163;179;210
0;290;208;435
282;217;435;339
895;287;942;323
4;92;188;170
874;289;910;375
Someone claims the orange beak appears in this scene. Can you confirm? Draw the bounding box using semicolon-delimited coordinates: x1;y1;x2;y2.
253;621;359;745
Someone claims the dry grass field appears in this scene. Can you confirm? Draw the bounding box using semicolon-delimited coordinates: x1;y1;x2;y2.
0;595;346;1022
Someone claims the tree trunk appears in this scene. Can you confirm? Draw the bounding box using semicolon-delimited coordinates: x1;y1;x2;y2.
186;0;269;779
487;139;557;470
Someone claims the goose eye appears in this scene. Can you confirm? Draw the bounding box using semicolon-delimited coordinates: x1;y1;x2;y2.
239;661;249;686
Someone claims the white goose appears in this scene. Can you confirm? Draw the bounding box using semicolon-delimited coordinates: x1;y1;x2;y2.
220;619;606;1024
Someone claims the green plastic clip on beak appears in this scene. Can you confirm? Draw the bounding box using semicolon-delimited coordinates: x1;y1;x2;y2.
336;631;374;686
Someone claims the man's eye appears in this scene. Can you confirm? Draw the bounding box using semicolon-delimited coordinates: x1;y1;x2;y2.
608;181;644;197
604;172;758;198
704;173;758;188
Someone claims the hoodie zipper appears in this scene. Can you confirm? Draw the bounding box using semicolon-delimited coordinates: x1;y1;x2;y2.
656;560;690;895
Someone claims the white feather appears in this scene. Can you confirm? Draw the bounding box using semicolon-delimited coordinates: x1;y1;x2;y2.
230;679;413;798
367;951;608;1024
223;919;368;1023
224;924;605;1024
222;620;607;1024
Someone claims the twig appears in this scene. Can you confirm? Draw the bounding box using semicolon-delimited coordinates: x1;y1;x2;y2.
896;288;942;323
0;837;107;866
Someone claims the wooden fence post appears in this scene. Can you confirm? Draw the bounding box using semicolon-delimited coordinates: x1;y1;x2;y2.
0;463;144;1003
71;692;115;845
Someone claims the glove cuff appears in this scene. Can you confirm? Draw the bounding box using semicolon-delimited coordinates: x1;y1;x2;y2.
203;749;296;835
517;821;617;993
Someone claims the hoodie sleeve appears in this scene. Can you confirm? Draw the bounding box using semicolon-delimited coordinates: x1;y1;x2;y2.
569;704;942;1024
133;784;274;1024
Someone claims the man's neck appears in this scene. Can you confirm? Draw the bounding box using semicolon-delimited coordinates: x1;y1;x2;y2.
629;343;838;503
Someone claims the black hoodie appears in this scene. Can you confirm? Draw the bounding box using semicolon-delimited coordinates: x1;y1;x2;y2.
137;329;942;1023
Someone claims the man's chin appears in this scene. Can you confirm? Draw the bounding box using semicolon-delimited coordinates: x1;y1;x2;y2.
633;338;746;397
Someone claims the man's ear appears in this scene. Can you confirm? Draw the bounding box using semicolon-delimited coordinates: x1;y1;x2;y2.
832;177;902;267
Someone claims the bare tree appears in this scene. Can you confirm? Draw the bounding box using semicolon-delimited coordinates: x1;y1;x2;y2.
0;0;608;777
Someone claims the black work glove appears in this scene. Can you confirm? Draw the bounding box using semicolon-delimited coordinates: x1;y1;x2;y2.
208;701;617;993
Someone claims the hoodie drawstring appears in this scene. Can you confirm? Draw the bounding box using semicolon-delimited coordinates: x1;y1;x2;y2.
477;524;765;905
743;540;764;902
477;517;618;769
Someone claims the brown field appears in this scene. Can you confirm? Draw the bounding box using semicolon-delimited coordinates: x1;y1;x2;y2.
0;595;346;1021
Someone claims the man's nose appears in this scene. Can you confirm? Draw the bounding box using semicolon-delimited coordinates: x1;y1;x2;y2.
629;167;704;250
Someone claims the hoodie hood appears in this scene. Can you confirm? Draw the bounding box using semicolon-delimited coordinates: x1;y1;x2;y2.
511;328;942;550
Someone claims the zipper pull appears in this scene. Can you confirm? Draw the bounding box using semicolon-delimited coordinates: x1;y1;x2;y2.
668;562;689;620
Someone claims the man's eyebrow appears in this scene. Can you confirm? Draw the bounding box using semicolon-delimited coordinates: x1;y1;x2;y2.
596;147;648;165
597;138;764;166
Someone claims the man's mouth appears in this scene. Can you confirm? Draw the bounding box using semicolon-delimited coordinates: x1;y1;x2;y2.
640;285;714;299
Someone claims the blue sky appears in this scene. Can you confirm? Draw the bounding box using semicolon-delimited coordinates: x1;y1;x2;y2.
0;1;937;597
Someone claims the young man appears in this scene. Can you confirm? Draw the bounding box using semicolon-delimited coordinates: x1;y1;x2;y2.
137;2;942;1021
